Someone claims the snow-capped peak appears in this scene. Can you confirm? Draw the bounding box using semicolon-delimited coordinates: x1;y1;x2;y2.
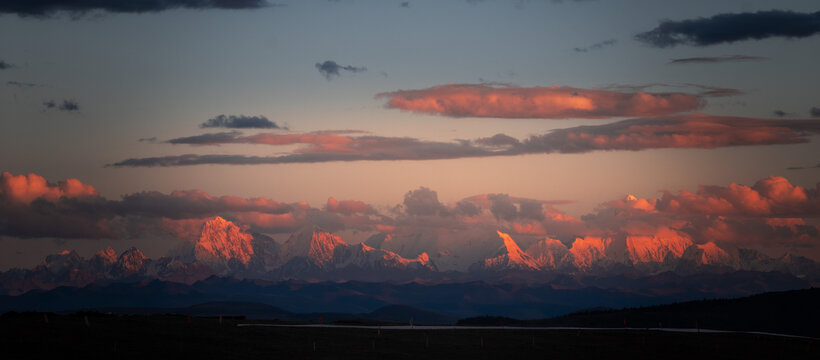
195;216;255;269
277;227;348;267
480;231;540;271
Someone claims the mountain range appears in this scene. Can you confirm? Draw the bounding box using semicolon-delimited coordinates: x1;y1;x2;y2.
2;216;819;296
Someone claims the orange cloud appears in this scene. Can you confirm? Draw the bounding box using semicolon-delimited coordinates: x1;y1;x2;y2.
0;172;98;204
376;83;703;119
657;176;819;217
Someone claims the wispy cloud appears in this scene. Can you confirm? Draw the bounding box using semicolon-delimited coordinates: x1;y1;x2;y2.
636;10;820;47
669;55;767;64
6;81;39;88
0;0;270;18
574;39;616;52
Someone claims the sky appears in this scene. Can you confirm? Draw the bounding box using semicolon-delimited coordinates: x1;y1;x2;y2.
1;0;820;269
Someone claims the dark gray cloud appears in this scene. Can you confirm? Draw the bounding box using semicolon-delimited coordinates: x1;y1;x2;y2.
403;187;445;216
0;0;268;17
455;200;481;217
114;190;292;219
138;137;157;143
485;194;545;222
691;84;743;97
811;107;820;118
669;55;767;64
0;60;13;69
167;131;242;145
200;114;280;129
43;100;79;112
574;39;616;52
773;110;796;118
787;163;820;171
487;194;518;221
6;81;39;88
475;133;521;147
400;2;409;7
315;60;366;80
636;10;820;47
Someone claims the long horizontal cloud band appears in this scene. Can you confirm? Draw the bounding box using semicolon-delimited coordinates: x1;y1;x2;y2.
2;172;819;262
0;0;268;17
112;115;820;167
375;83;704;119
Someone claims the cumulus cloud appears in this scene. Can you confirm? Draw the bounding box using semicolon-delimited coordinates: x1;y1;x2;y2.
655;176;820;218
574;39;616;52
669;55;767;64
200;114;281;129
636;10;820;48
403;187;446;216
376;83;703;119
0;0;269;17
43;99;79;112
315;60;366;80
0;172;109;238
112;114;820;167
0;172;98;204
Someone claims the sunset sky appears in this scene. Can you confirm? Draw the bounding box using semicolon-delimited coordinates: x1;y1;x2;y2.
2;0;820;269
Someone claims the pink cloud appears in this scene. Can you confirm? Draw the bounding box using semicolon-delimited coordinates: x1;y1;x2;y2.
326;197;374;214
525;114;820;153
656;176;819;217
1;172;98;204
376;83;703;119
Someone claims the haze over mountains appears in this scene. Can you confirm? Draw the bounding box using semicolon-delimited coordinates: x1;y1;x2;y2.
2;216;818;297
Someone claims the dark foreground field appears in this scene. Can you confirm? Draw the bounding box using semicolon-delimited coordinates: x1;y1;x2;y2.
1;313;818;359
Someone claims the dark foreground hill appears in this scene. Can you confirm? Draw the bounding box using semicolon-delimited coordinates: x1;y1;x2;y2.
93;302;455;324
460;287;820;337
0;312;817;360
0;271;809;320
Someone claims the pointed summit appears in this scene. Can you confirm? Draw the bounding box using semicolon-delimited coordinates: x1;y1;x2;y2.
569;236;612;270
113;247;147;277
626;228;693;264
195;216;255;270
479;231;540;271
94;247;117;263
526;237;570;270
277;226;348;268
695;242;734;265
